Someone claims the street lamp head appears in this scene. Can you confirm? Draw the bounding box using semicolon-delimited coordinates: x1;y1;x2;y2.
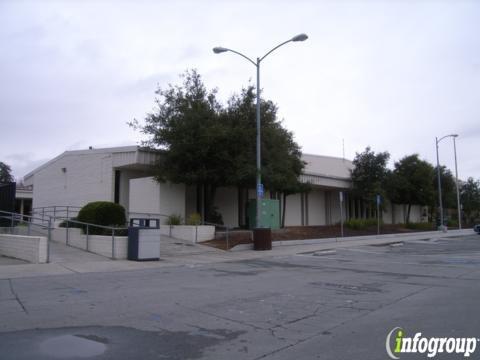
452;134;459;138
213;47;228;54
291;33;308;42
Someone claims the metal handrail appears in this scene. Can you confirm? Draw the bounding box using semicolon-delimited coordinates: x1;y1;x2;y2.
201;221;249;251
50;215;128;259
54;216;128;230
31;205;82;224
0;210;50;224
2;210;128;260
129;212;238;250
128;211;171;219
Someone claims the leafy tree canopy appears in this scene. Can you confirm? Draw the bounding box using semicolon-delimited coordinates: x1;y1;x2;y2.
222;86;305;192
130;70;305;222
350;146;390;207
0;162;14;184
460;177;480;224
386;154;435;223
433;166;457;210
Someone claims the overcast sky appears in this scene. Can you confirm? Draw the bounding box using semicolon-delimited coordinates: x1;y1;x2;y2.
1;0;479;181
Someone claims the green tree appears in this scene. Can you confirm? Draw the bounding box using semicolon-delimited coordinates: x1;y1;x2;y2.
131;71;305;224
350;147;390;213
432;166;457;210
386;154;435;224
460;178;480;224
0;162;14;184
222;86;305;189
130;69;223;222
222;86;306;227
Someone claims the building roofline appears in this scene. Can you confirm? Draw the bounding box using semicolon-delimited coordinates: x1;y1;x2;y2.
23;145;161;179
301;152;353;163
23;146;351;180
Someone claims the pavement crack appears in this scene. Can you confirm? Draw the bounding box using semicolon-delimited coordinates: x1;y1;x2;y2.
282;304;327;326
176;303;265;331
253;286;430;360
58;263;80;274
8;279;28;315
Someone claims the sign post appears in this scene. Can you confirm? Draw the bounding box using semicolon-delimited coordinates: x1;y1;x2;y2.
339;191;344;238
376;194;381;235
256;184;264;228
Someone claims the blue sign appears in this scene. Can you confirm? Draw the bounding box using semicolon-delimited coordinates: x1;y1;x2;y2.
257;183;264;198
376;194;381;205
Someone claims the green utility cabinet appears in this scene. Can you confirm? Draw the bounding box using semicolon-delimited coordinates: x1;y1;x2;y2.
247;199;280;229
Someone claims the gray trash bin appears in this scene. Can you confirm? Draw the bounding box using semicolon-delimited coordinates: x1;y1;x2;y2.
128;218;161;261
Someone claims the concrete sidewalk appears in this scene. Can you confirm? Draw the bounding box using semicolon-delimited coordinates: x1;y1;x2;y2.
0;229;475;280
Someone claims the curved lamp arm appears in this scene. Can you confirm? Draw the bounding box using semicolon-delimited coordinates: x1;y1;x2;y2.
260;33;308;62
213;33;308;66
212;47;257;67
437;134;458;144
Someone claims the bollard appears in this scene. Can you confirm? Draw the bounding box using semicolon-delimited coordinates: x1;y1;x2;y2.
86;224;90;252
226;227;230;251
66;220;69;246
47;218;51;263
111;228;115;259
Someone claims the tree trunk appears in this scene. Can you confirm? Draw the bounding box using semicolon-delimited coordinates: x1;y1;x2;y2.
205;184;219;224
406;203;412;224
282;192;287;228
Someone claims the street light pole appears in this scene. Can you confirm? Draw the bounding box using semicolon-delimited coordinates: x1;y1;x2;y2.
256;57;261;228
213;34;308;229
435;133;460;231
453;136;461;229
435;137;444;230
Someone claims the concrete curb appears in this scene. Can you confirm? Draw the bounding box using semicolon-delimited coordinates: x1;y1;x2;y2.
231;229;475;251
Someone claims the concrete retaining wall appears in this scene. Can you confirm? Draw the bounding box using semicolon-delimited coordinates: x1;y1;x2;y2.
51;228;127;259
160;225;215;243
0;234;47;263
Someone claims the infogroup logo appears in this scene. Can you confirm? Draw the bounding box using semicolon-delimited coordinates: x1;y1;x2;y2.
386;327;479;359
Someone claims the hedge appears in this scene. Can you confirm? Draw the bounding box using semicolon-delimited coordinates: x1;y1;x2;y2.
77;201;126;235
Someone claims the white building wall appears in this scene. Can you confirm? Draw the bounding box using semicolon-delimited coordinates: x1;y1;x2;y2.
383;206;393;224
307;189;326;226
129;177;185;224
118;169;151;211
129;177;161;215
32;152;114;210
159;182;186;220
329;190;342;224
390;204;425;224
284;193;302;226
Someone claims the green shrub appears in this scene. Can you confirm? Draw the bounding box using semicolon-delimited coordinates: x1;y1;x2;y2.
77;202;126;235
447;219;458;228
345;218;380;230
166;214;183;226
405;222;435;231
186;213;202;225
58;217;83;229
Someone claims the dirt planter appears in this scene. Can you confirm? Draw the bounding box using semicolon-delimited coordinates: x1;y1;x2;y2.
253;228;272;251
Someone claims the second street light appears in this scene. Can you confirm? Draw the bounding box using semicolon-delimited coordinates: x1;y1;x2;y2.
213;33;308;240
435;134;461;231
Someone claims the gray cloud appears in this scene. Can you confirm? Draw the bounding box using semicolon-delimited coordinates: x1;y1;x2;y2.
0;0;479;181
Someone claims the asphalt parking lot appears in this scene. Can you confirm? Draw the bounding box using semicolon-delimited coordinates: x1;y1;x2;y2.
1;234;480;359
